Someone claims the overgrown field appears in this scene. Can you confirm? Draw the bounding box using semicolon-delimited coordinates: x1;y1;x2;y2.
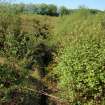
1;7;105;105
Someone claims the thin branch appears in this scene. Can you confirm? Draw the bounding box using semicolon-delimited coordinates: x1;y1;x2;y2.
21;87;69;104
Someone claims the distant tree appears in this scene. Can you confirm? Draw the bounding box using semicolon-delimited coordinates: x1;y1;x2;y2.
89;9;101;14
13;4;25;14
23;4;34;13
32;4;40;14
38;3;49;15
76;6;92;17
47;4;58;16
59;6;70;16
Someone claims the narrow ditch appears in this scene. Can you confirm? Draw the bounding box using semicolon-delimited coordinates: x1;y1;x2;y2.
33;43;53;105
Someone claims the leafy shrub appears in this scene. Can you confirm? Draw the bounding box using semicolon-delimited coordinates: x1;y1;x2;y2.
32;18;50;39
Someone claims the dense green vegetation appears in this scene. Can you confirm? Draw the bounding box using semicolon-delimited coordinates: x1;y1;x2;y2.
53;10;105;105
0;9;56;105
1;3;105;105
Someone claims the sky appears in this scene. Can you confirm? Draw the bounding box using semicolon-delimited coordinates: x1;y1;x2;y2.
13;0;105;10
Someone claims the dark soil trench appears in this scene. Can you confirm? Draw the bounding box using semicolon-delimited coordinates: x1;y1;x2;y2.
35;43;53;105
